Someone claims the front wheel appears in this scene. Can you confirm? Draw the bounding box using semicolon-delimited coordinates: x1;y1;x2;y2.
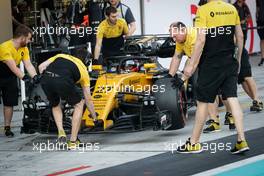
153;78;187;130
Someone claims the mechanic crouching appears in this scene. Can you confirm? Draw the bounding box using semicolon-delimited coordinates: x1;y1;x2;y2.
38;49;97;149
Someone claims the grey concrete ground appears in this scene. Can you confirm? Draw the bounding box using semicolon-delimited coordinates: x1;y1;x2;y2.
0;55;263;176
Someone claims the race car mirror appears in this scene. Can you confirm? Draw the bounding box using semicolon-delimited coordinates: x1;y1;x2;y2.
92;65;103;71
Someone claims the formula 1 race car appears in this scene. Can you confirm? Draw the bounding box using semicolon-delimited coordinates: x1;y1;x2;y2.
81;35;196;131
20;35;196;134
81;55;188;131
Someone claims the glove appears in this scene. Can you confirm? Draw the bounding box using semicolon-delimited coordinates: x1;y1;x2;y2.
22;75;31;82
32;75;41;84
92;59;100;65
92;59;98;65
89;112;104;126
86;59;92;66
171;75;184;89
89;112;99;121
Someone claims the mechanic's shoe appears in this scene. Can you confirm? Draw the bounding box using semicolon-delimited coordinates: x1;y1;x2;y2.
4;126;14;138
67;138;84;150
258;58;264;66
231;141;250;154
56;130;67;145
228;115;236;130
250;100;263;112
176;138;203;154
260;102;264;108
229;123;236;130
203;122;221;133
224;112;232;125
205;119;215;125
260;102;264;109
206;115;219;125
57;136;67;145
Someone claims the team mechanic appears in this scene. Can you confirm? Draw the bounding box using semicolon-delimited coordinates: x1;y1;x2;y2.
0;25;39;138
93;6;129;65
235;2;263;111
233;0;251;45
177;0;249;154
38;49;97;149
221;0;263;130
222;48;263;124
107;0;136;35
167;22;221;134
203;0;262;133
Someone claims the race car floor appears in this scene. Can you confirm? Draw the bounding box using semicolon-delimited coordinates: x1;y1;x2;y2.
0;55;264;176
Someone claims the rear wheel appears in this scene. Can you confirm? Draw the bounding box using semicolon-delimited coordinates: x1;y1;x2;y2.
153;78;187;130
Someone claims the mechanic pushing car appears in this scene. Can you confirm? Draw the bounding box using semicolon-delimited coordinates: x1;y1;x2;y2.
178;0;249;154
0;25;39;138
38;48;97;149
167;22;221;134
93;6;130;65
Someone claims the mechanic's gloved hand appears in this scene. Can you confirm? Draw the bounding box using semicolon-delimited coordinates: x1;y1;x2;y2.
92;59;100;65
89;112;103;126
86;59;92;66
22;75;31;82
32;75;41;84
171;75;184;89
89;112;99;121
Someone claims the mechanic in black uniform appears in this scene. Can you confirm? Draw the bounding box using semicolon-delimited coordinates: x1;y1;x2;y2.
177;0;249;154
39;49;97;149
221;0;251;128
0;25;39;137
257;0;264;66
204;0;262;132
107;0;136;35
224;0;263;115
233;0;251;45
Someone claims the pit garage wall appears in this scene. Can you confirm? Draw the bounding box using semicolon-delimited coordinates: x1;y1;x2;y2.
124;0;260;53
0;0;13;43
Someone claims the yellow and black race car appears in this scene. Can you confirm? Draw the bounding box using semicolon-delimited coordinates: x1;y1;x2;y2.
21;35;196;133
81;35;197;132
82;55;187;131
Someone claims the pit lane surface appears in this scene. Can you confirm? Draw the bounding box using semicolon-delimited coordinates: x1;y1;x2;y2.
0;55;263;176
